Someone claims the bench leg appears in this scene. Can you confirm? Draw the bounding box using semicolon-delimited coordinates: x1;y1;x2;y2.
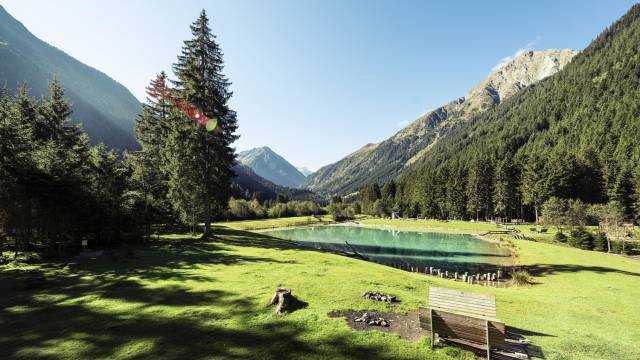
485;319;491;360
430;308;435;349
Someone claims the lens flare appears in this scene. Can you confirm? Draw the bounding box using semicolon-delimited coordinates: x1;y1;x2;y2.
206;118;218;132
149;79;218;132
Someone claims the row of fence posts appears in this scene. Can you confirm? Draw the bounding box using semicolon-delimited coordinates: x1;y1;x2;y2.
371;260;505;286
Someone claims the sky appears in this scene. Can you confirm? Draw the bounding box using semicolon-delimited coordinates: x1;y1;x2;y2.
1;0;636;170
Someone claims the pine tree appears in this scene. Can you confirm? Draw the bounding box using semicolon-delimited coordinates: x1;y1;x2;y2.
608;164;634;215
521;156;550;223
38;79;74;142
131;72;172;238
633;165;640;220
466;158;493;221
171;10;239;238
493;155;518;219
446;166;467;220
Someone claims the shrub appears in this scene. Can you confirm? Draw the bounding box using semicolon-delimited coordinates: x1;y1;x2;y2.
593;232;608;252
328;203;355;222
509;271;533;286
554;231;568;242
228;199;254;219
569;227;594;250
268;203;290;218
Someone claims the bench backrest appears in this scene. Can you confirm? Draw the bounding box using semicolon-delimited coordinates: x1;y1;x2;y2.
429;287;497;319
419;308;506;347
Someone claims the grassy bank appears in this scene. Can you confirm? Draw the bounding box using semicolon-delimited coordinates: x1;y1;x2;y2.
360;218;568;242
1;218;639;359
214;215;334;231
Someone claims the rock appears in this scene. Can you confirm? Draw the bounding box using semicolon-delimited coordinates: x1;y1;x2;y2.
362;291;398;303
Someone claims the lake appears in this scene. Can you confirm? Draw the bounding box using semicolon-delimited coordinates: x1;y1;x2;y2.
262;225;512;273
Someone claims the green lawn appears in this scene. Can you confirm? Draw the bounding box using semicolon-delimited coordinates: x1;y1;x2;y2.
213;215;335;231
1;218;639;359
359;217;564;241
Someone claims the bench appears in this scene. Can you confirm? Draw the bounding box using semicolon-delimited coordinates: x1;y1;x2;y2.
419;287;526;359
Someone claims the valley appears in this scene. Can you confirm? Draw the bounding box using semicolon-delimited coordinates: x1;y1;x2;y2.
1;2;640;360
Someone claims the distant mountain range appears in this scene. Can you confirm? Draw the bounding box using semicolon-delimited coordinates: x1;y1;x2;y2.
304;48;577;195
0;5;141;150
232;163;320;202
297;167;314;177
238;146;307;188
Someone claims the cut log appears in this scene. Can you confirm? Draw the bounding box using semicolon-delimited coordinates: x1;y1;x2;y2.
269;287;292;315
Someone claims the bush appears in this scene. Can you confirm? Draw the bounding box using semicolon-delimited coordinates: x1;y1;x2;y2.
569;227;594;250
593;232;608;252
611;240;638;255
509;270;533;286
268;203;290;218
228;199;254;219
554;232;568;242
328;203;355;222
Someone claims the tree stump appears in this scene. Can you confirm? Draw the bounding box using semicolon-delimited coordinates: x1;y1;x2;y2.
269;287;292;315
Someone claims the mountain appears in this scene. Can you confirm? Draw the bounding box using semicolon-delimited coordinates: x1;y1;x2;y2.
232;164;321;203
0;5;141;150
399;4;640;219
238;146;307;188
297;167;314;177
304;48;577;195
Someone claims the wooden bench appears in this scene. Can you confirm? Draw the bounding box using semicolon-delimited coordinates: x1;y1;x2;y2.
419;287;525;359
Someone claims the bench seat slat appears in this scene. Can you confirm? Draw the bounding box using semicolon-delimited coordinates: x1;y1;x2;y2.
429;299;497;313
429;294;497;307
430;305;496;318
430;287;496;302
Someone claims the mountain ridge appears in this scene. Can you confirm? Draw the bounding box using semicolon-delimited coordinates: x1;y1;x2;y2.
238;146;307;188
232;163;320;202
304;48;577;195
0;5;141;150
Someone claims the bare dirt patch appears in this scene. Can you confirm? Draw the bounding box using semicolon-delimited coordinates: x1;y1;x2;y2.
328;309;427;340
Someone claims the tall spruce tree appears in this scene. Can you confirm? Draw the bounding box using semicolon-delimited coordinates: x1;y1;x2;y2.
493;155;518;219
521;156;550;223
466;158;493;221
131;72;172;237
171;10;239;238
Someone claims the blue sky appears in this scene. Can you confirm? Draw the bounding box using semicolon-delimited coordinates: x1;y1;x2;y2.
1;0;636;170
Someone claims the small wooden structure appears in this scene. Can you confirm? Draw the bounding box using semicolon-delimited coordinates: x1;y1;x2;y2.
419;287;527;359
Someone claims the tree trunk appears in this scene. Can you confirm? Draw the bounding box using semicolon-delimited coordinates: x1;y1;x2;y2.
202;192;211;239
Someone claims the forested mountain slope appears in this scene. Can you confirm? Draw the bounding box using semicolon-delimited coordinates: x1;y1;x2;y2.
238;147;306;188
396;4;640;221
305;49;576;196
0;5;141;149
232;164;321;202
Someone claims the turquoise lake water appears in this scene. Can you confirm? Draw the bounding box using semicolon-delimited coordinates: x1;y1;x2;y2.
262;226;511;272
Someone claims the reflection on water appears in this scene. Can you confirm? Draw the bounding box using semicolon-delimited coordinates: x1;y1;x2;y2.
262;226;512;273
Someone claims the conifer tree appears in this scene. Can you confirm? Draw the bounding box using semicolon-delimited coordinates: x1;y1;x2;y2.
131;72;172;237
521;156;550;223
493;155;518;219
171;10;239;238
466;158;493;221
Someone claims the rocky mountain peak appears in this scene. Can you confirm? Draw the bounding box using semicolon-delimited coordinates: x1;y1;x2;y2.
465;49;578;111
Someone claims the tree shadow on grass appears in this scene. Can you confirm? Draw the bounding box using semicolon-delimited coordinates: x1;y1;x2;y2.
211;226;304;251
0;228;413;359
524;263;640;277
0;274;401;360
